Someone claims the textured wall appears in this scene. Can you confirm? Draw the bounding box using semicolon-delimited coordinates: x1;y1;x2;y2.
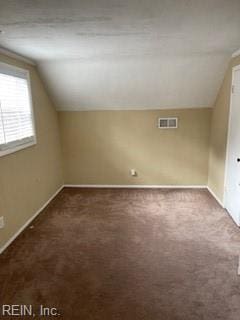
208;55;240;202
59;108;211;186
0;53;63;249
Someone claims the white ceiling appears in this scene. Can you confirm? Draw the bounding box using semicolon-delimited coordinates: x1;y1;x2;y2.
0;0;240;110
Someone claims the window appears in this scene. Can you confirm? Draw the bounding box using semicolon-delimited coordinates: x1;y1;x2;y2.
0;62;36;157
158;117;178;129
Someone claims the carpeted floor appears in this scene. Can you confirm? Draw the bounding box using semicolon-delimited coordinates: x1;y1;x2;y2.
0;188;239;319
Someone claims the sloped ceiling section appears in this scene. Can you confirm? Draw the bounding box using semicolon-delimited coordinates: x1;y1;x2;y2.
38;55;229;110
0;0;240;110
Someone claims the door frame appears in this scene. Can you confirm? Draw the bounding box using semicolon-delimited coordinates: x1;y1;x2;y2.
223;64;240;210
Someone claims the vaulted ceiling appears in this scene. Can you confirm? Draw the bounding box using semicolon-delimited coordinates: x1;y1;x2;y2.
0;0;240;110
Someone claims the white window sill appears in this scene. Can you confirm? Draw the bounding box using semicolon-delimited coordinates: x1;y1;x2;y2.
0;140;36;158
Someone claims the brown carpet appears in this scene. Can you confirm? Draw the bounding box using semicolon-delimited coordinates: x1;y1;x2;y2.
0;188;240;320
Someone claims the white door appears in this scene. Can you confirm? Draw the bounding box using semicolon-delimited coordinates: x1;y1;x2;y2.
225;65;240;226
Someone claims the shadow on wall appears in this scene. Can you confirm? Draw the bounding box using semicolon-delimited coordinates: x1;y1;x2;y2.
208;54;240;202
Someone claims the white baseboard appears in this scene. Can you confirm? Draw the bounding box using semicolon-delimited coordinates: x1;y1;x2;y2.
207;187;224;208
65;184;207;189
0;185;64;255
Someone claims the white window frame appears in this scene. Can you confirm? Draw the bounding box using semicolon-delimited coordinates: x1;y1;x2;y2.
0;62;36;157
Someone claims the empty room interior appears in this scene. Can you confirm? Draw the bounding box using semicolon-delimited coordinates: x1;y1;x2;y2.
0;1;240;319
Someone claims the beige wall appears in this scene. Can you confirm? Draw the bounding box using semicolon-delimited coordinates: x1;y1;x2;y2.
59;108;211;186
208;55;240;202
0;53;63;249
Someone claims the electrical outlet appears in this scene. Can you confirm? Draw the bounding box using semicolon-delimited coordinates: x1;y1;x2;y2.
130;169;137;177
0;216;4;229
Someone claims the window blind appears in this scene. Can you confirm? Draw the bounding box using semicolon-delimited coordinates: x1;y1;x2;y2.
0;65;35;151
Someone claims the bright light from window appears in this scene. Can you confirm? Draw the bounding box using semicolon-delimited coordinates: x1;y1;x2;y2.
0;63;35;156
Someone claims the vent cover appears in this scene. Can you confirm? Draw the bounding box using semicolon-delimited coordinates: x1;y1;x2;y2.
158;117;178;129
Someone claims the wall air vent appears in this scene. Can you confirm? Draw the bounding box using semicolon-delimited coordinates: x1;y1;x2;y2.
158;117;178;129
